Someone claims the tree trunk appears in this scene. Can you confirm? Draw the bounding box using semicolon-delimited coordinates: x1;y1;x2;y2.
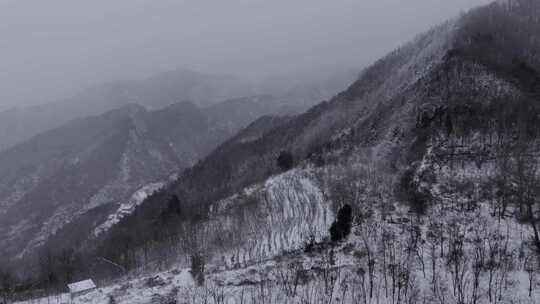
527;202;540;254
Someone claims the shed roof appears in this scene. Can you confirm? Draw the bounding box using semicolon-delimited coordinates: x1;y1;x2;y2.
68;279;96;293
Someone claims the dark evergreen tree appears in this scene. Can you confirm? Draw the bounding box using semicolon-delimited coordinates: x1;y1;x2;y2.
165;195;182;217
329;204;353;242
277;151;294;171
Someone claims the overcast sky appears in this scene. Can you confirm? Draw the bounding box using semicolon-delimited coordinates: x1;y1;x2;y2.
0;0;492;109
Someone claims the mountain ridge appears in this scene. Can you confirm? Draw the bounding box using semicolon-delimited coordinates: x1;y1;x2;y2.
0;69;253;153
0;67;359;153
0;95;292;262
9;2;540;303
92;0;540;275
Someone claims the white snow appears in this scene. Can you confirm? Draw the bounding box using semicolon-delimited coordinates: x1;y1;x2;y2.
93;182;164;237
68;279;97;293
204;169;333;267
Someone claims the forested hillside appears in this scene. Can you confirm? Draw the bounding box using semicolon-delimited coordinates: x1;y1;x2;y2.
0;95;291;273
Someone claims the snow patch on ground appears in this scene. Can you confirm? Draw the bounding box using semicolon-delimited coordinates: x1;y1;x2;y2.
93;182;164;237
205;169;333;267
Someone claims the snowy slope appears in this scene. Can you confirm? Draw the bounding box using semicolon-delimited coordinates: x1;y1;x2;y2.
205;169;333;266
93;182;165;237
13;1;540;303
0;96;291;262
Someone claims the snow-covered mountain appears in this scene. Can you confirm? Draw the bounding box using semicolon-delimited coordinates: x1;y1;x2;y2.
0;95;291;263
71;0;540;303
9;1;540;303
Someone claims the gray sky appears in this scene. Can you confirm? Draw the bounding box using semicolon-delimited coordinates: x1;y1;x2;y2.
0;0;492;109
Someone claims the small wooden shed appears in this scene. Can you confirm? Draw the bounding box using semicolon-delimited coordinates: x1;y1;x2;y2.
67;279;97;299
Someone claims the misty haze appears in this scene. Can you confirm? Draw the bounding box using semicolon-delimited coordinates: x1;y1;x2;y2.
4;0;540;303
1;0;490;109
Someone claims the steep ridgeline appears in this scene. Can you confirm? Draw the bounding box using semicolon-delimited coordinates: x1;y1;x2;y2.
0;95;290;263
0;69;253;152
259;68;361;109
89;1;540;302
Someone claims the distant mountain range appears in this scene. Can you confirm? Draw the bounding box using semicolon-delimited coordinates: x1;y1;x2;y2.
0;95;293;261
0;69;253;152
0;68;359;153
